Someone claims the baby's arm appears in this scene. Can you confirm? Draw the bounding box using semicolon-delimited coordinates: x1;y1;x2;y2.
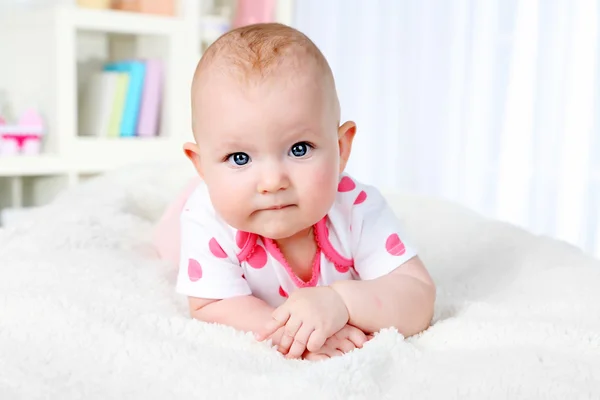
331;256;435;337
191;295;365;358
189;295;276;335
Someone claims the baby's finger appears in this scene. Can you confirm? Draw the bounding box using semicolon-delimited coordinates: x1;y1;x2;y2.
336;338;356;354
306;329;328;353
271;305;292;325
346;328;367;348
277;318;302;355
286;340;307;359
286;325;314;359
304;352;329;361
269;327;286;347
320;345;344;358
323;335;341;350
255;309;290;341
255;319;284;342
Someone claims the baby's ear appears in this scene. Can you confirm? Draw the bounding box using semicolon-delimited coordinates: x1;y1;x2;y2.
183;142;203;178
337;121;356;174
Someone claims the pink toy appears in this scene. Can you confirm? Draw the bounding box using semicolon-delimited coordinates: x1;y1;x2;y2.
232;0;276;28
0;109;45;156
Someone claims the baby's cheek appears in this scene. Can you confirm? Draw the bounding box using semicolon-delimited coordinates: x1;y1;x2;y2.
318;158;339;188
213;193;238;219
304;161;338;207
206;172;249;227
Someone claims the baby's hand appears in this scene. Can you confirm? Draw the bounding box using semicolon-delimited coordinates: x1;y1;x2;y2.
255;286;349;359
302;324;371;361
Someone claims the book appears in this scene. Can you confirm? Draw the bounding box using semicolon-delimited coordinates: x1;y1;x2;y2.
137;59;163;137
78;72;117;137
107;73;130;138
104;61;147;137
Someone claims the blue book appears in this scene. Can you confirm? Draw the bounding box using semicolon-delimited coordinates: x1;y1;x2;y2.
103;61;146;137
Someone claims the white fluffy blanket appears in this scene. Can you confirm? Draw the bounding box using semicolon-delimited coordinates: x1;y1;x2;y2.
1;162;600;399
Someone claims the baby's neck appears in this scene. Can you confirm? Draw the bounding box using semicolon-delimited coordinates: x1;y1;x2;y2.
274;226;314;250
274;227;317;282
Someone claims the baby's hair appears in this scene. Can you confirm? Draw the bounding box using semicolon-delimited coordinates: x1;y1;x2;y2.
195;22;332;81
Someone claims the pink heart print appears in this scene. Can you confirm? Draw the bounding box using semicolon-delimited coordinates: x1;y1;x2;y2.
209;238;227;258
337;176;356;192
385;233;406;256
188;259;203;281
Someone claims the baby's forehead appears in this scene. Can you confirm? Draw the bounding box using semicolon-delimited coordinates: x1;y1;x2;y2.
197;47;327;92
198;72;329;131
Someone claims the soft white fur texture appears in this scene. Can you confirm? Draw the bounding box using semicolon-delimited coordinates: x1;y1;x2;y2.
1;161;600;399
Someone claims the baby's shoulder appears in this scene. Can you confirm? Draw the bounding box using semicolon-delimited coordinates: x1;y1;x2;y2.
331;173;387;215
181;181;232;231
181;181;210;217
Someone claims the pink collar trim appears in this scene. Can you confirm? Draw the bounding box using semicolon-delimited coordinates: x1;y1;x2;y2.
235;216;354;287
263;238;321;288
313;217;354;268
236;232;257;263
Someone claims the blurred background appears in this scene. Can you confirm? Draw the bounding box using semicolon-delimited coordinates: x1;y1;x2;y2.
0;0;599;260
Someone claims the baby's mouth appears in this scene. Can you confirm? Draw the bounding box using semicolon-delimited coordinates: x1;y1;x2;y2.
264;204;293;211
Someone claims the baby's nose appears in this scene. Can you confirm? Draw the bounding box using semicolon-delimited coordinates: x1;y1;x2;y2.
257;165;289;194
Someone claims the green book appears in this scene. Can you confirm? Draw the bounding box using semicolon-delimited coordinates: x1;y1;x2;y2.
107;72;129;138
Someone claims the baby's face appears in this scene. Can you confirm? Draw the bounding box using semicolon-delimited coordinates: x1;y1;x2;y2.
192;71;341;240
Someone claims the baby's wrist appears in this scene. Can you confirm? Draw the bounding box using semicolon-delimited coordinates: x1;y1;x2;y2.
329;279;351;297
329;281;352;321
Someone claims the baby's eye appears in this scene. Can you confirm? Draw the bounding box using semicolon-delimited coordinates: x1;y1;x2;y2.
289;142;313;158
227;152;251;166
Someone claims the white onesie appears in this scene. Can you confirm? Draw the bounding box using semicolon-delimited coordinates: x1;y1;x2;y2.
176;174;418;308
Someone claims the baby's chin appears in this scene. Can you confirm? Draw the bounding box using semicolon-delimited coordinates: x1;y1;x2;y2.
236;215;312;241
248;222;307;241
220;207;323;240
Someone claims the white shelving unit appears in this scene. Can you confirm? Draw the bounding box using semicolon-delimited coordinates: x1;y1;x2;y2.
69;6;184;35
0;0;202;211
0;0;294;221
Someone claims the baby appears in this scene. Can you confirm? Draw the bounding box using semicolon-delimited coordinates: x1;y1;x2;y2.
155;23;436;361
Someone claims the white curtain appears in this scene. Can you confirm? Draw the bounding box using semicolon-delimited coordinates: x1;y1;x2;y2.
293;0;600;258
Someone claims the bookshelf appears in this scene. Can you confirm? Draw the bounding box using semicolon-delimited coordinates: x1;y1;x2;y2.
0;0;294;221
0;0;202;212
